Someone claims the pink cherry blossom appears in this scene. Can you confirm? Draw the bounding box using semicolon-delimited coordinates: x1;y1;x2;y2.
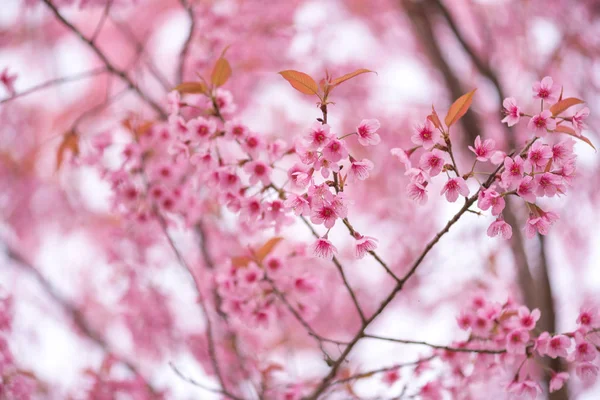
441;177;469;202
534;172;565;197
525;210;559;238
527;141;553;169
549;372;569;393
517;176;537;203
419;149;445;177
577;307;599;331
407;182;428;205
501;97;521;126
552;138;576;166
348;158;374;181
382;368;400;386
546;334;570;359
506;329;529;354
354;234;378;259
468;135;496;162
322;139;348;163
224;120;249;140
572;107;590;134
244;160;272;186
532;76;560;103
306;122;333;149
487;217;512;239
534;331;550;356
575;362;599;384
508;380;542;399
527;110;556;137
501;156;528;189
412;119;439;150
356;119;381;146
187;116;217;144
573;333;597;362
478;188;506;216
311;236;337;260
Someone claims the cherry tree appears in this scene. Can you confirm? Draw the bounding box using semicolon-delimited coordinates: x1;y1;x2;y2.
1;0;599;399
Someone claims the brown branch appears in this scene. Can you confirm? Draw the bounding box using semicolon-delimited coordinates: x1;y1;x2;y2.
41;0;167;118
90;0;112;44
177;0;196;84
362;334;505;354
0;68;108;105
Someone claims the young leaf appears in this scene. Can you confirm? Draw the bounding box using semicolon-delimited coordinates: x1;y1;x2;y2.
330;68;375;87
56;130;79;171
211;57;232;87
445;89;477;128
549;97;584;116
173;82;208;95
428;106;443;130
278;70;320;97
555;125;596;151
255;237;283;262
231;256;252;268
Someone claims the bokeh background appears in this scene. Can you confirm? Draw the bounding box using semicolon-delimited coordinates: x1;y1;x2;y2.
1;0;599;398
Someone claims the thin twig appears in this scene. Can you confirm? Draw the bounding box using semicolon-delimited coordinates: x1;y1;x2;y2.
0;68;108;105
177;0;196;83
41;0;167;118
362;334;505;354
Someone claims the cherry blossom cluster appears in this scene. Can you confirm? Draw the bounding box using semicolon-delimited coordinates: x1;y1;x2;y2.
216;248;320;328
287;119;380;260
455;295;599;398
391;76;589;241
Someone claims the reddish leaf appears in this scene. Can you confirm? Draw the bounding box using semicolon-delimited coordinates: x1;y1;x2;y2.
555;125;596;150
549;97;584;116
255;237;283;262
445;89;477;128
56;130;79;171
330;68;375;87
174;82;209;95
278;70;320;97
211;58;232;87
428;106;442;130
231;256;252;268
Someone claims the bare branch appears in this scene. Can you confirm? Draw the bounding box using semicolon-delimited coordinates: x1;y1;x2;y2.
177;0;196;83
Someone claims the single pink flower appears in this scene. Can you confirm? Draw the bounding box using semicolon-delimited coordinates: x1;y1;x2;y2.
517;176;538;203
382;368;400;386
419;149;445;177
532;76;560;103
518;307;541;330
577;307;599;331
528;110;556;137
306;122;333;149
407;182;428;205
501;156;528;189
322;139;348;163
552;138;576;166
244;160;271;186
546;335;570;359
501;97;521;127
354;233;378;259
310;202;340;229
284;194;310;216
441;177;469;202
534;331;551;356
524;210;559;238
575;362;599;383
572;107;590;134
508;380;542;399
487;217;512;239
468;135;496;162
549;372;569;393
187;116;217;144
348;158;374;181
478;188;506;216
528;141;553;169
311;236;337;260
534;173;565;197
573;332;597;362
224;121;248;140
411;119;439;150
506;329;529;354
356;119;381;146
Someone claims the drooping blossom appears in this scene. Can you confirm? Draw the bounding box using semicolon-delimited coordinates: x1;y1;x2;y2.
532;76;560;103
501;97;521;126
441;177;469;202
356;119;381;146
468;135;496;162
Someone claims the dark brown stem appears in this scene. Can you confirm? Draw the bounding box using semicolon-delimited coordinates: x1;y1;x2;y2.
177;0;196;83
41;0;167;118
